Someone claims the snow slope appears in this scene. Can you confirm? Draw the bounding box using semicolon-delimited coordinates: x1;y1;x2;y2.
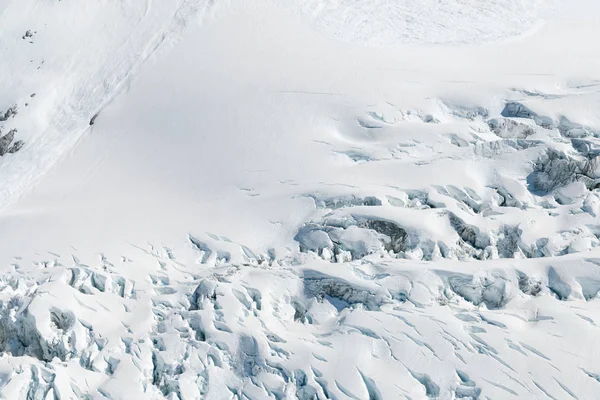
0;0;600;399
0;0;228;208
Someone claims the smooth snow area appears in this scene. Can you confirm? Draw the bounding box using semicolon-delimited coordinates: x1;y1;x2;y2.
0;0;600;399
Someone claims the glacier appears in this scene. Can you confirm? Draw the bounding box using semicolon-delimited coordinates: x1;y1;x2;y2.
0;0;599;398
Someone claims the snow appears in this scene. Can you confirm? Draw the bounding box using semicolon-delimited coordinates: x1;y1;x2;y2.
0;0;228;209
294;0;547;46
0;0;600;398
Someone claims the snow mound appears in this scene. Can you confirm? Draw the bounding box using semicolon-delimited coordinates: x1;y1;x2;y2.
295;0;544;46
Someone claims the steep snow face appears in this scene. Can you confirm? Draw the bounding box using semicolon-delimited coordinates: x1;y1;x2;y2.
0;0;600;399
0;0;227;209
294;0;546;46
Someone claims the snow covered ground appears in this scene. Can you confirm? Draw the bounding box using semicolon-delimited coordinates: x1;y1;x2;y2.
294;0;546;46
0;0;600;398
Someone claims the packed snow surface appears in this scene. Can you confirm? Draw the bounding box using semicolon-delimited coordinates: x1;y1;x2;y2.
1;0;600;399
295;0;546;45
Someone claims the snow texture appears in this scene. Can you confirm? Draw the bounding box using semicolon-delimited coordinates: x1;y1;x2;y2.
0;0;600;399
294;0;545;46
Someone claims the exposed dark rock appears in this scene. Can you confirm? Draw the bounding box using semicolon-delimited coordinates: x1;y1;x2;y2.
8;140;24;154
0;105;18;122
0;129;16;156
